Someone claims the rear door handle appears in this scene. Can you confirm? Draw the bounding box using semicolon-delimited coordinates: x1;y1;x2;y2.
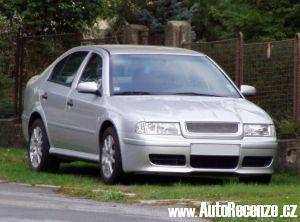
41;92;48;100
67;99;73;107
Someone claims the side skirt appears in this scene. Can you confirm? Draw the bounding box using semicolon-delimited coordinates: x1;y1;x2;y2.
49;147;99;163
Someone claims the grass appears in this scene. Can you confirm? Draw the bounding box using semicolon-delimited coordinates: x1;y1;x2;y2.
0;147;299;221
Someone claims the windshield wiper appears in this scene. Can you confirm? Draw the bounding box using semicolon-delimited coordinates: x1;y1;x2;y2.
114;91;153;95
173;92;224;97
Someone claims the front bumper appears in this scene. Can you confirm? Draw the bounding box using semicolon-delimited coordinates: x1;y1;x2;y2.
120;136;277;175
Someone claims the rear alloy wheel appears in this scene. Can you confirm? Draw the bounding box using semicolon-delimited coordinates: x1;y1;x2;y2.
28;119;60;173
100;127;123;184
29;126;43;168
239;174;272;184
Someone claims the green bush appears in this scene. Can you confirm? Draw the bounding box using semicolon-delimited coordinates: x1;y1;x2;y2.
274;119;300;139
0;97;13;118
0;16;16;118
0;72;14;119
0;75;14;118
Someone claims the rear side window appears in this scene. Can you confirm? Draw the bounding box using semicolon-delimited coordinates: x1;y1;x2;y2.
49;51;88;86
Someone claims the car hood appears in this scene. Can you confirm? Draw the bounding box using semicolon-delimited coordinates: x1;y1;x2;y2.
108;95;273;124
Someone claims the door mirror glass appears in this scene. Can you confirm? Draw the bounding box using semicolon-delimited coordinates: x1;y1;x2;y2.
77;82;99;95
240;85;256;96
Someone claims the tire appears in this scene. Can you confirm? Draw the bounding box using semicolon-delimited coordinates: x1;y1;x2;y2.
239;174;272;184
100;127;124;184
28;119;60;173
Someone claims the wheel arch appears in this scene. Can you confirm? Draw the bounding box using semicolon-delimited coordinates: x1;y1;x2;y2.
29;112;43;133
27;108;51;146
99;120;118;147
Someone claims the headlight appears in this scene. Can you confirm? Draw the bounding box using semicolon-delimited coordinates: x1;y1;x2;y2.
244;124;276;137
136;122;181;135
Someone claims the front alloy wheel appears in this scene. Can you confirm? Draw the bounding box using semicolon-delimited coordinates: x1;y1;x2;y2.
100;127;123;184
102;135;115;179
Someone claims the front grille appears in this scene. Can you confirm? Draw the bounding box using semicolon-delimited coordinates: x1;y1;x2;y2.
190;155;239;169
242;156;272;167
186;122;238;134
149;154;186;166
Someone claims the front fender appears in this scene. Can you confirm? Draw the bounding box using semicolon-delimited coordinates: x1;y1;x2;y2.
97;110;124;141
96;108;143;169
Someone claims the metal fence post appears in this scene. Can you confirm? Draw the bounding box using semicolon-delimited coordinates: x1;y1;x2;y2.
235;32;244;87
13;28;22;118
17;31;25;122
293;33;300;122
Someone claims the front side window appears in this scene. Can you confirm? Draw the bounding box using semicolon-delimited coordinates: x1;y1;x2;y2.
110;54;240;98
49;51;88;86
79;53;103;84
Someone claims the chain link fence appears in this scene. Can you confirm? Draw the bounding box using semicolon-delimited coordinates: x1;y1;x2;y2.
23;34;122;83
0;30;298;122
11;32;123;118
243;40;294;119
22;34;80;84
189;37;296;121
187;39;237;82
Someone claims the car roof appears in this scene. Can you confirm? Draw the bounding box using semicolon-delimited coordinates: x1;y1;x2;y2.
79;45;205;56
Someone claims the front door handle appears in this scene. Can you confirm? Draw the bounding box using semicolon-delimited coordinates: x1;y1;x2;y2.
41;92;48;100
67;99;73;107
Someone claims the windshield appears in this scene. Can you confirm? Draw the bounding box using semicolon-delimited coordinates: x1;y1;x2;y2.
110;54;241;98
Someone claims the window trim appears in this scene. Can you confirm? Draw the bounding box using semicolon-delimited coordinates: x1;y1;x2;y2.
47;50;89;87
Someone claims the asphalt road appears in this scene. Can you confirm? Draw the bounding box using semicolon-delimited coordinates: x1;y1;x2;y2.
0;183;200;222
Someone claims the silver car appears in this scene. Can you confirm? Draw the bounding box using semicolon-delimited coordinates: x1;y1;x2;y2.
22;45;277;184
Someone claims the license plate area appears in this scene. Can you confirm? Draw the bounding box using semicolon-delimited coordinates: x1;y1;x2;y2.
190;144;240;156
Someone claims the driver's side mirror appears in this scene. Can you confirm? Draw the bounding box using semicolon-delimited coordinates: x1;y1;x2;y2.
77;82;101;96
240;85;256;96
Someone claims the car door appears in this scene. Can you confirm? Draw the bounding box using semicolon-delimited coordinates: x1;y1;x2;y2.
40;51;88;148
63;52;104;154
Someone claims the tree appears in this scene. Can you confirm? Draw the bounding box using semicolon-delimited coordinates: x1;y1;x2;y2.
0;0;111;34
190;0;300;41
133;0;194;29
111;0;194;30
